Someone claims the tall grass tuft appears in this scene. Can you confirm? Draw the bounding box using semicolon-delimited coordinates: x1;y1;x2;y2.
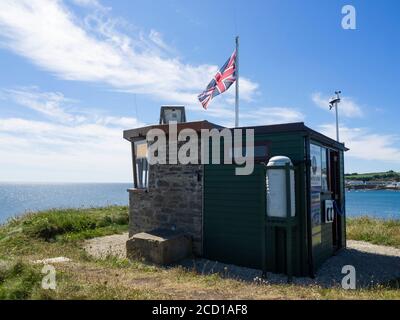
347;217;400;248
0;261;42;299
5;206;129;241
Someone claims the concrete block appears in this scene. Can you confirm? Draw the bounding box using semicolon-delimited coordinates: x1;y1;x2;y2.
126;229;192;265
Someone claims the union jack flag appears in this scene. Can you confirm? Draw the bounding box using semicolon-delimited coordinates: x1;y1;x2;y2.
198;50;237;109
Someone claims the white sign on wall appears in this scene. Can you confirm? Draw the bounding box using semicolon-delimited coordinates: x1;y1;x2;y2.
310;144;322;188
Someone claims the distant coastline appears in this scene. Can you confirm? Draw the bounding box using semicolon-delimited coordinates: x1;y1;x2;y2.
346;184;400;191
345;170;400;191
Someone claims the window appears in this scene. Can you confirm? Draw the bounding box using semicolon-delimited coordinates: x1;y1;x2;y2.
311;144;331;192
159;106;186;124
228;142;269;163
134;140;149;189
254;145;268;161
321;147;329;191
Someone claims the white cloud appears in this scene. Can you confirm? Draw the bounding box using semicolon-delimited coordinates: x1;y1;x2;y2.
0;0;258;108
242;107;304;125
0;87;144;182
0;83;305;181
1;87;79;123
0;1;307;181
148;29;172;53
312;92;363;118
95;116;142;128
0;118;133;182
0;0;263;182
319;124;400;162
196;103;304;128
70;0;103;9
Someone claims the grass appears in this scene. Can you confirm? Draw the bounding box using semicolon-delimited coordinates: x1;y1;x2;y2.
347;217;400;248
8;206;129;241
0;206;399;300
0;261;43;299
345;170;400;182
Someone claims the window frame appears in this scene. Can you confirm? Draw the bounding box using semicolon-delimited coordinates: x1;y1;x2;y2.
228;141;271;164
253;141;271;163
321;147;330;192
132;139;149;190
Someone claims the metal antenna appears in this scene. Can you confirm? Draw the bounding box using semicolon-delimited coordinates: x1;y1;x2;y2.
134;94;139;124
329;91;341;142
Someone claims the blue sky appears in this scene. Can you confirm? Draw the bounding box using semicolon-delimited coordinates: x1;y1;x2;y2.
0;0;399;182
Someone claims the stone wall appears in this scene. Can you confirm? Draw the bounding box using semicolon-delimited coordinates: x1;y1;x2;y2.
128;164;203;255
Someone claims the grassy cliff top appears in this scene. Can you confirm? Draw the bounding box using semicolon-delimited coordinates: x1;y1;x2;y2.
347;217;400;248
0;206;399;300
345;171;400;181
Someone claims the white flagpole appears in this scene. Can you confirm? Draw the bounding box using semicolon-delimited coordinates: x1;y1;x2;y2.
235;36;239;128
329;90;341;142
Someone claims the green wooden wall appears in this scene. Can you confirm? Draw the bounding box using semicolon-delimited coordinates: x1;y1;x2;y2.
203;164;266;268
257;132;308;276
203;130;346;276
203;131;310;276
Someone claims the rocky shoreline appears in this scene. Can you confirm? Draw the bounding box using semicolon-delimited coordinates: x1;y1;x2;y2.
346;180;400;191
346;185;400;191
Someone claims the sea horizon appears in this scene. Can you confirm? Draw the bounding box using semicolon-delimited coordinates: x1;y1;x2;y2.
0;182;132;223
0;181;132;185
1;182;399;224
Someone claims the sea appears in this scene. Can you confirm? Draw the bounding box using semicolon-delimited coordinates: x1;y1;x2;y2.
0;183;132;224
0;183;399;223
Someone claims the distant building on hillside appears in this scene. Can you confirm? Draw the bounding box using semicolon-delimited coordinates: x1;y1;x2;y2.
345;180;365;186
386;182;400;189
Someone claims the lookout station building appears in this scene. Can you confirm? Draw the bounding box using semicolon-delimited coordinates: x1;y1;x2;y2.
123;118;348;278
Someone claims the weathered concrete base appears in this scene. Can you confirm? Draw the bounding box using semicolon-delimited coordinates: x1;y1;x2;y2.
126;229;192;265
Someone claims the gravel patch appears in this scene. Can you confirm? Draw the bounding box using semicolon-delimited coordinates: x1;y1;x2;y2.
181;240;400;288
83;234;400;288
313;240;400;288
83;233;128;259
